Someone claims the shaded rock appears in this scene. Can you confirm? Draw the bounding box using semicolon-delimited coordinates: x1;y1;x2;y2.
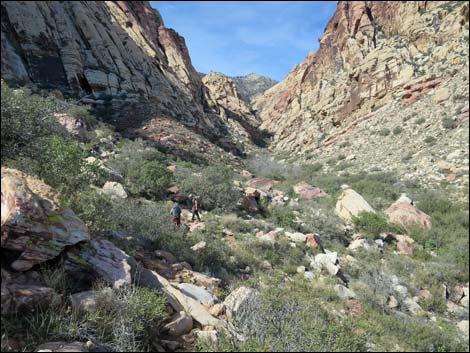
335;185;375;223
77;239;132;288
2;282;56;315
385;198;432;230
70;289;114;314
293;181;327;199
1;168;90;271
242;194;259;213
154;250;177;264
162;311;193;338
178;283;215;305
153;272;222;327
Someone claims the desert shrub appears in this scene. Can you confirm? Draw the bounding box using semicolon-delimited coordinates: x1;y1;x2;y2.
175;164;243;211
415;117;426;125
246;153;303;181
442;117;458;130
393;126;404;135
34;136;104;195
126;160;172;199
0;285;167;352
352;212;389;238
108;140;171;200
110;199;189;256
66;105;97;128
337;154;346;161
1;81;64;161
269;205;296;229
424;136;436;144
199;275;366;352
70;187;115;235
190;231;235;276
379;128;391;136
308;162;323;173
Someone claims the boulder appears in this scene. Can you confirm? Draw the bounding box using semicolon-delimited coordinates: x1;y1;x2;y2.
162;311;193;338
2;282;56;315
242;195;259;213
293;182;327;199
53;112;87;140
335;185;375;223
385;198;431;230
209;303;226;317
284;231;307;243
313;251;340;276
335;284;356;299
305;233;321;249
191;241;206;252
246;177;277;191
153;272;222;327
178;283;215;305
388;295;399;309
70;289;114;314
224;286;259;321
348;238;369;251
195;329;218;344
433;87;450;103
154;250;177;264
101;181;127;200
75;239;132;288
397;240;413;255
189;271;221;288
403;298;426;317
256;231;277;243
1;168;90;272
457;320;469;337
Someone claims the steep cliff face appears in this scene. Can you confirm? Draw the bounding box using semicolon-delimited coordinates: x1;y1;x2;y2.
254;1;469;154
231;73;278;102
1;1;261;160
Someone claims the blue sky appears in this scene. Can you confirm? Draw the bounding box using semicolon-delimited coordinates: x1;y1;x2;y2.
151;1;337;81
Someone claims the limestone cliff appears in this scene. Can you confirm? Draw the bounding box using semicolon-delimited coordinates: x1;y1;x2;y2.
254;1;469;153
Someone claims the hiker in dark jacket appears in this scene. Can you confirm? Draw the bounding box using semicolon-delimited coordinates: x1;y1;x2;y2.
190;194;202;222
170;202;182;227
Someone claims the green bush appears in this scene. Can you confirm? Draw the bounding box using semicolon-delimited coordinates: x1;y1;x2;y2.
70;187;115;235
1;81;63;161
35;136;103;195
424;136;436;144
270;206;296;229
175;164;243;211
442;117;458;130
126;160;172;199
415;117;426;125
393;126;404;135
379;128;391;136
199;275;366;352
108;140;172;199
66;105;97;128
352;212;389;237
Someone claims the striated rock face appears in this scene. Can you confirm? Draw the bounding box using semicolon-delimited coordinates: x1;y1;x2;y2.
254;1;469;187
231;73;278;102
1;1;261;161
201;71;263;147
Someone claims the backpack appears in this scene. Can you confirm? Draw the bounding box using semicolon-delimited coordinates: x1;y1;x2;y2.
170;205;181;217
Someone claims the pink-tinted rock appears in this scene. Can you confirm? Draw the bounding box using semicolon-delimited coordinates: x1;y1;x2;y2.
246;178;278;191
385;199;432;230
293;182;327;199
1;168;90;272
417;289;432;299
397;240;413;255
306;234;320;249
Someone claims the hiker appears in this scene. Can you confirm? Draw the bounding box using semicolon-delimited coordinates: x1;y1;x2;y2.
170;202;182;227
191;194;202;222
